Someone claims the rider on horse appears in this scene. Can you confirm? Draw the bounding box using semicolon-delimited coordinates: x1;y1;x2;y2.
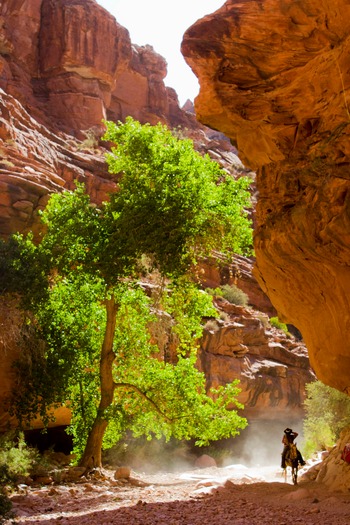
281;428;306;468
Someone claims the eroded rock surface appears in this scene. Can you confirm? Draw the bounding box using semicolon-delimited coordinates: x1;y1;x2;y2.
0;0;218;137
0;0;242;238
0;88;116;237
1;0;167;133
315;426;350;492
182;0;350;394
200;297;314;421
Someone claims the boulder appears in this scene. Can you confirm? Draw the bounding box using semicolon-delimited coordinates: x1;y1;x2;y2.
66;466;86;482
315;427;350;492
194;454;217;469
114;466;131;480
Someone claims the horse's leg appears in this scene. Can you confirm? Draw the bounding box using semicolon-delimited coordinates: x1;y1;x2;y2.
284;467;287;483
292;465;298;485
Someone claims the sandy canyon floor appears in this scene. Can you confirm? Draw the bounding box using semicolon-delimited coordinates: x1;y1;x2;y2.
9;464;350;525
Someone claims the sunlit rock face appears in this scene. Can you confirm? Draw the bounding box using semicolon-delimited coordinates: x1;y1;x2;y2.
0;0;238;237
182;0;350;394
315;426;350;492
0;0;170;133
200;254;275;316
199;297;314;421
0;87;117;237
0;0;209;136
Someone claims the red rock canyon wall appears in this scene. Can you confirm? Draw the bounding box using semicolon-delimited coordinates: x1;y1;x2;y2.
182;0;350;394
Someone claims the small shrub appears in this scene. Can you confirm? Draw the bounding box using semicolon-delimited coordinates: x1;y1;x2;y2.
205;287;223;297
0;432;36;524
0;465;15;525
0;148;15;168
204;319;220;332
256;312;269;328
0;432;38;481
219;311;230;322
0;159;15;168
171;126;190;140
269;316;289;334
77;128;98;151
220;284;248;306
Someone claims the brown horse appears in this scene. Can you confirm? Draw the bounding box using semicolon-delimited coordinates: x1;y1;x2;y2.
283;443;298;485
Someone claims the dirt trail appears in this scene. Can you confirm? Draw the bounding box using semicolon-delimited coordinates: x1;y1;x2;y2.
9;465;350;524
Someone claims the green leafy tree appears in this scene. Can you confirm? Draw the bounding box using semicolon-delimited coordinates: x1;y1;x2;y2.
303;380;350;457
1;118;252;469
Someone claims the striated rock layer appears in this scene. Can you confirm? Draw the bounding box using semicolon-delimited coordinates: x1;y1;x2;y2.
182;0;350;394
0;0;215;136
1;0;168;133
200;297;314;421
0;0;238;237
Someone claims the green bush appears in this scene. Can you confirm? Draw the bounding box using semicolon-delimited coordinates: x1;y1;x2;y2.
205;284;248;306
0;432;37;524
269;316;289;334
220;284;248;306
205;287;223;297
302;381;350;457
0;432;38;481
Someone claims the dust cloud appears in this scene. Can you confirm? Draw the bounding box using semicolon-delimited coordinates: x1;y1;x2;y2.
104;418;305;474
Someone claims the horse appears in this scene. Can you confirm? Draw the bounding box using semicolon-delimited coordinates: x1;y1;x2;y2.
283;443;298;485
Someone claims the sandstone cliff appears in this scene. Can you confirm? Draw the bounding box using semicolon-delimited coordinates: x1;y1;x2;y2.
200;297;314;421
1;0;168;133
182;0;350;395
0;0;314;432
0;0;242;237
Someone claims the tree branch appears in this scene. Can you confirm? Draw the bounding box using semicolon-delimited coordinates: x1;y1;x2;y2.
113;382;174;422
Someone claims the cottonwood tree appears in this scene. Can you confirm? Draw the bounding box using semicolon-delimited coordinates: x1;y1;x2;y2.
1;117;253;469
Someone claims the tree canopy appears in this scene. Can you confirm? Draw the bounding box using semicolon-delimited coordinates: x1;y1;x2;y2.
302;380;350;457
0;118;253;468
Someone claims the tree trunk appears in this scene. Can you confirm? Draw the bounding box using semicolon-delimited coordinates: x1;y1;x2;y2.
79;296;118;469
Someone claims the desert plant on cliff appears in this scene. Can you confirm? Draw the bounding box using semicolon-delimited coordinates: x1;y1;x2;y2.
205;284;248;306
0;117;253;469
220;283;249;306
205;287;223;297
302;380;350;457
269;316;289;334
77;128;99;151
